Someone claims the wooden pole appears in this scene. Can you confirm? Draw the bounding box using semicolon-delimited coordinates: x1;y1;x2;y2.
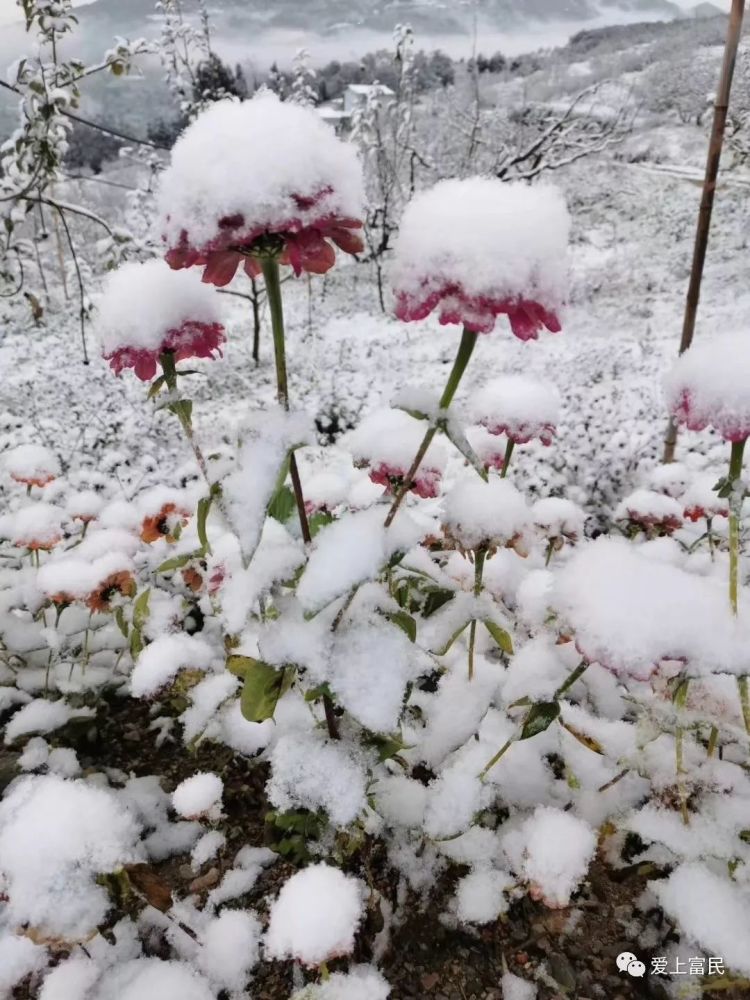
663;0;746;463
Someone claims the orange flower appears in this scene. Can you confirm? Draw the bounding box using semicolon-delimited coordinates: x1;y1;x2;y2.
86;570;136;612
182;566;203;592
140;503;190;544
16;534;61;552
11;472;56;488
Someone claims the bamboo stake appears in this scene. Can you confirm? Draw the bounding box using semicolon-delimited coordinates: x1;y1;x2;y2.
663;0;746;463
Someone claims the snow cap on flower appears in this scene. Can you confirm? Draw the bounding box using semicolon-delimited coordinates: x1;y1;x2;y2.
513;806;597;908
682;474;729;522
265;863;364;967
346;408;447;499
158;92;365;285
665;332;750;442
532;497;586;542
472;375;561;445
443;476;531;552
96;259;224;381
11;503;63;551
4;444;60;488
391;178;569;339
614;489;683;535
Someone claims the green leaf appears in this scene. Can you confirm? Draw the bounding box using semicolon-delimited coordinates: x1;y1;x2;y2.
240;660;294;723
197;495;212;556
114;606;128;639
483;619;514;654
226;654;256;678
520;701;561;740
168;399;193;425
267;484;296;524
147;375;166;399
157;552;196;574
422;588;455;618
386;609;417;643
304;682;334;702
440;419;488;481
432;619;471;656
309;511;334;537
393;402;430;421
368;732;413;762
130;627;143;659
133;589;150;631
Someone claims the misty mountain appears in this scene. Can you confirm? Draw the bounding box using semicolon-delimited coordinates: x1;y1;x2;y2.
72;0;721;42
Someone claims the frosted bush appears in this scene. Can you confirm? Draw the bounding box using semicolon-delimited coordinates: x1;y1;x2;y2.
0;776;141;939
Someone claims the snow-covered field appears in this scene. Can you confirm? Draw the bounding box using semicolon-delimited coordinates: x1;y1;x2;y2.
4;4;750;999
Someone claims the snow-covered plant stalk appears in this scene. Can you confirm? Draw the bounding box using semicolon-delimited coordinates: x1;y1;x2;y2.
666;332;750;736
386;325;478;525
259;250;311;542
386;178;569;526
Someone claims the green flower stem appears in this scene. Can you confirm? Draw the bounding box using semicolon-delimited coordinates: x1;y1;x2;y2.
385;326;479;527
260;256;311;546
727;439;750;740
674;678;690;825
554;660;588;699
479;737;514;780
729;439;745;616
160;352;210;482
260;256;338;741
467;546;487;682
500;439;515;479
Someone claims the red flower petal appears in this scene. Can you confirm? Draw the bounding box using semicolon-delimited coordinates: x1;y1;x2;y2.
202;250;242;287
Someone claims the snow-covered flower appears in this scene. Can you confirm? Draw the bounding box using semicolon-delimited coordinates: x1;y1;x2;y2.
97;259;225;381
4;444;60;488
347;409;446;499
65;490;103;524
86;567;136;612
265;864;364;967
665;332;750;442
443;477;531;553
391;178;569;339
614;489;684;536
158;93;365;286
38;552;135;611
472;375;560;445
138;489;192;544
11;503;63;551
532;497;586;543
682;475;729;523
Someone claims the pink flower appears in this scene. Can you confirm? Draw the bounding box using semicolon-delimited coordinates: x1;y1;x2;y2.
157;95;365;287
165;199;364;287
671;388;750;443
369;462;442;499
395;284;562;340
104;320;225;381
479;418;556;447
